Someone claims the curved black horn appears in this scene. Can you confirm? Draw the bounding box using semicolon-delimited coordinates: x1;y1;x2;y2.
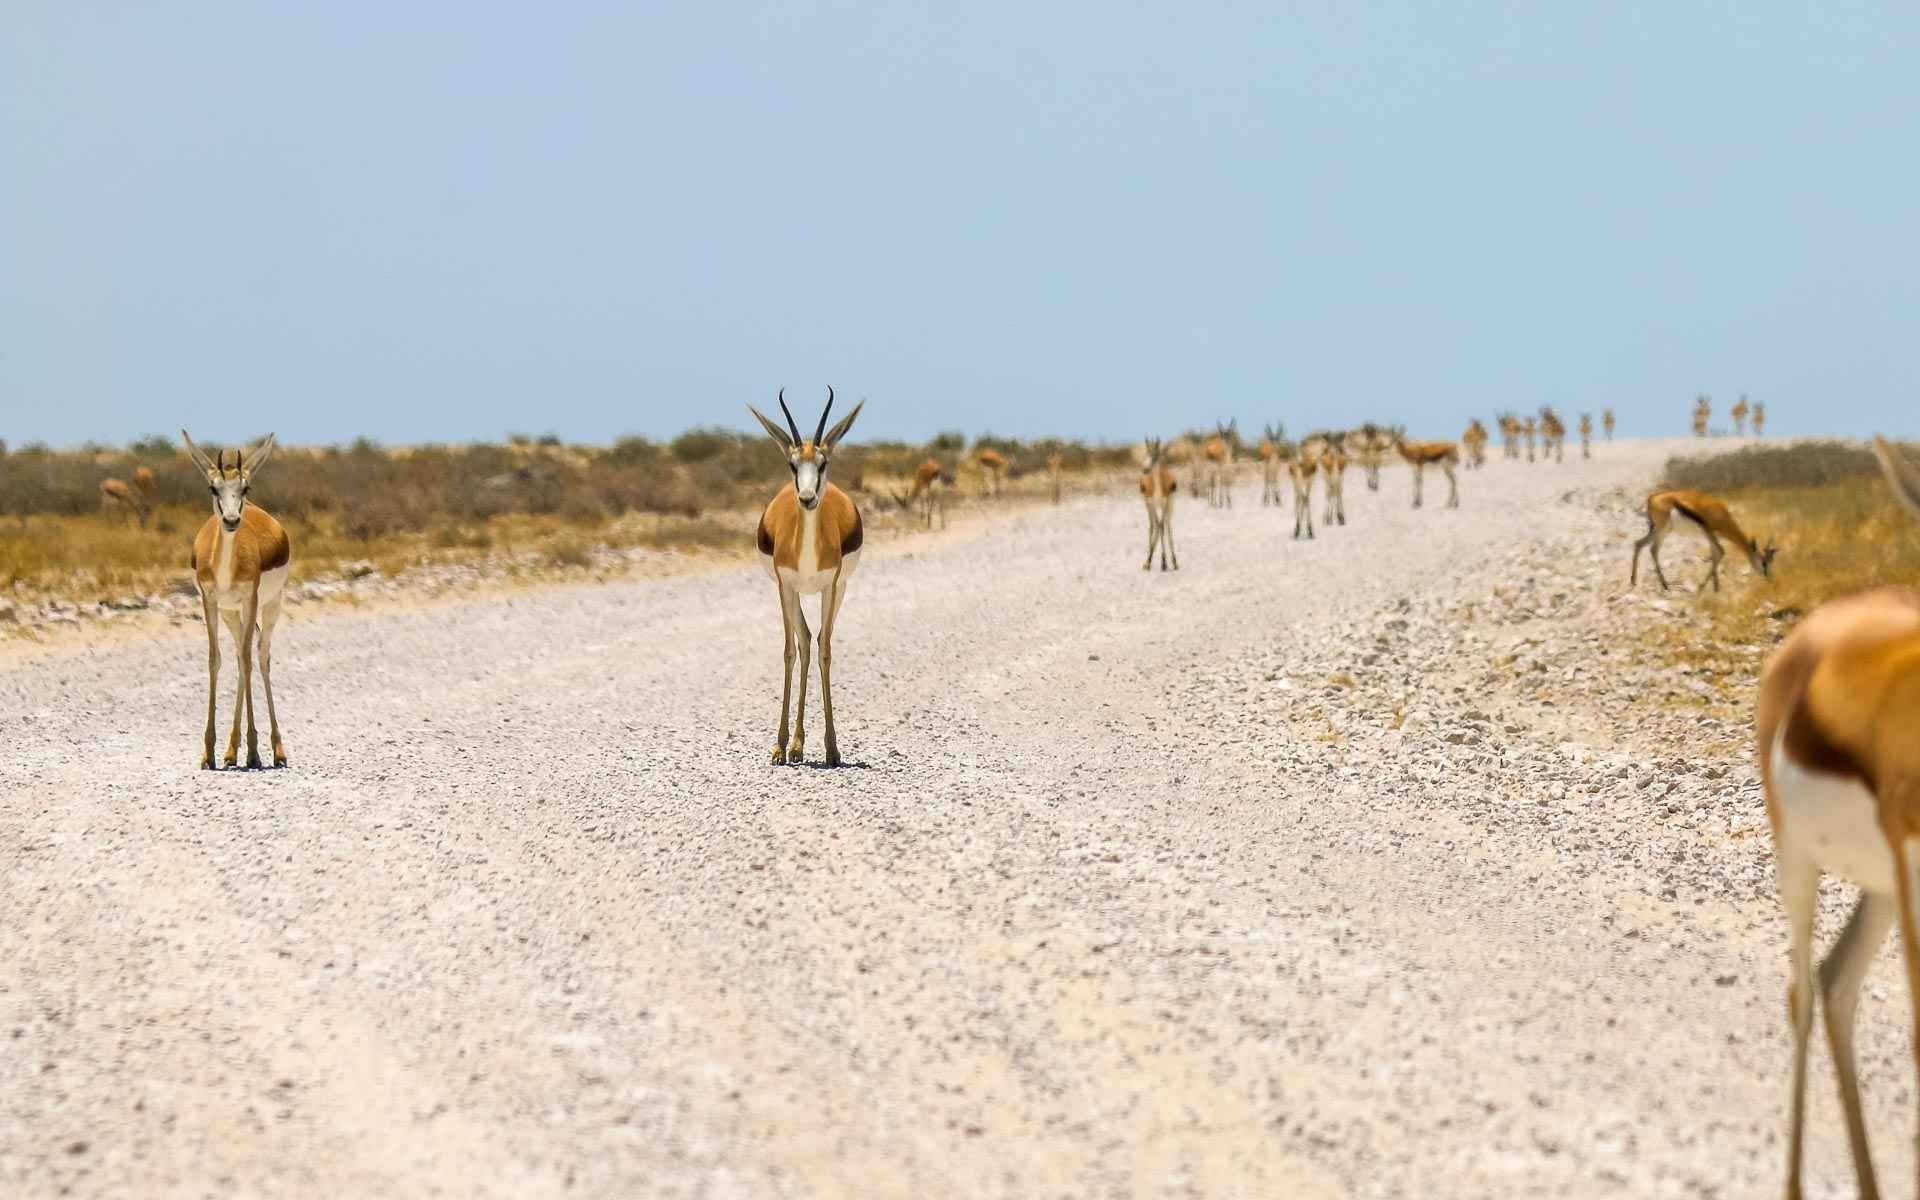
813;386;835;445
776;388;802;444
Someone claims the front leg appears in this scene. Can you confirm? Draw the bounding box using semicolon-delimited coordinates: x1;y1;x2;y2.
773;583;797;763
788;601;813;764
200;590;220;769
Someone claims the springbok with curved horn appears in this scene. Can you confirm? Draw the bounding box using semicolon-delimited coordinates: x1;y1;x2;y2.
748;388;865;766
181;431;291;769
1629;488;1775;593
1138;438;1179;570
100;466;158;528
1760;437;1920;1199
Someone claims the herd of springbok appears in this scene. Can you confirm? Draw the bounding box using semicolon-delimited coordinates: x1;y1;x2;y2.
145;395;1920;1199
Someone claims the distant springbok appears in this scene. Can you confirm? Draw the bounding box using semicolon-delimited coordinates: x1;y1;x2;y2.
1258;424;1285;507
974;447;1009;498
1579;413;1593;459
1462;419;1489;469
1752;402;1766;438
1731;394;1750;436
181;432;291;770
1351;422;1394;491
1692;394;1711;437
1522;415;1538;463
1498;412;1522;460
100;466;158;528
1603;408;1616;441
1287;441;1317;539
1139;438;1179;571
1395;432;1460;509
1204;420;1236;509
1539;408;1566;463
747;388;865;766
1303;431;1347;527
1759;436;1920;1200
906;456;948;529
1629;488;1775;593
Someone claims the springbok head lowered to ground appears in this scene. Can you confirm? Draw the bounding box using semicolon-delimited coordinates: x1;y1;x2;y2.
181;430;276;532
747;387;864;511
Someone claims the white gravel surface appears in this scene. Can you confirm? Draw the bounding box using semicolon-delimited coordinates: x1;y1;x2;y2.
1;438;1903;1198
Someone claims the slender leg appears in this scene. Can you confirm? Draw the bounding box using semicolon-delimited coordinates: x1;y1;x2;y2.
222;608;247;767
1887;834;1920;1199
257;596;287;767
1142;505;1159;570
819;572;848;766
773;582;797;764
1445;463;1459;508
1822;892;1895;1199
1631;531;1651;586
200;589;220;769
239;585;262;768
1707;536;1724;592
788;599;813;764
1162;501;1178;570
1412;463;1424;509
1778;854;1819;1199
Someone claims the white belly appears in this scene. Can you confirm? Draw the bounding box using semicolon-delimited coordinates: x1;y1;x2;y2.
1771;734;1895;892
211;563;289;612
779;549;859;597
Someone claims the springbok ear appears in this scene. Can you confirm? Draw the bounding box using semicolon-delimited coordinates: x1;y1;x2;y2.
1874;436;1920;521
243;432;277;474
180;429;215;474
821;400;865;450
746;405;795;451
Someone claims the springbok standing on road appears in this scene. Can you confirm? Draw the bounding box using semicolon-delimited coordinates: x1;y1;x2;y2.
1629;488;1776;593
1578;413;1593;459
748;388;865;766
1759;437;1920;1200
1752;402;1767;438
181;431;291;770
906;456;948;529
1258;425;1285;507
1603;408;1616;440
100;466;158;528
974;447;1008;498
1395;431;1460;509
1204;421;1236;508
1731;394;1750;436
1139;438;1179;571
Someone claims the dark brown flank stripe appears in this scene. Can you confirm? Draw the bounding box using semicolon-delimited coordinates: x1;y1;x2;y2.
841;508;863;556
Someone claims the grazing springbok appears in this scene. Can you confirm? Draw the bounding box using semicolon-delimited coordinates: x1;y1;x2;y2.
1540;408;1566;463
1462;419;1489;469
906;456;948;529
1603;408;1616;440
1395;431;1460;509
1759;436;1920;1200
1693;394;1712;437
1287;440;1318;539
181;431;290;770
100;466;158;528
1047;452;1064;505
1731;394;1750;436
1753;402;1767;437
1139;438;1179;570
747;388;865;766
974;447;1008;498
1259;424;1285;507
1204;420;1236;508
1579;413;1593;459
1629;488;1776;593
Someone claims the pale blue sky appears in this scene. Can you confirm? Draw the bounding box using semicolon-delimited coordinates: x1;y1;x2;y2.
4;2;1915;447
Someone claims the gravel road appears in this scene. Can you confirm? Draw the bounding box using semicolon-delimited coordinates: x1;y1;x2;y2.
2;438;1901;1198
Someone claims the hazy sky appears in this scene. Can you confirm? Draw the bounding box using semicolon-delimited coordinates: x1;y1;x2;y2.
5;3;1915;448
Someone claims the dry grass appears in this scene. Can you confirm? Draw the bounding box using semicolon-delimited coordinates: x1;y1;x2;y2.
0;432;1131;607
1636;439;1920;694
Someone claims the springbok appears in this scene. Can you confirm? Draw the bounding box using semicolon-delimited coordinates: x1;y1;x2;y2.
1522;415;1538;462
1047;451;1065;505
1498;412;1522;460
1304;431;1347;527
1395;431;1459;509
1351;422;1393;491
1540;408;1566;463
1287;440;1318;539
1629;488;1776;593
1693;394;1712;437
1579;413;1593;459
1139;438;1179;570
1462;419;1489;469
1603;408;1616;441
100;466;158;528
1731;394;1750;436
906;456;948;529
1258;424;1285;507
974;447;1008;498
1753;402;1767;438
1759;436;1920;1200
747;388;865;766
181;431;291;770
1204;420;1236;509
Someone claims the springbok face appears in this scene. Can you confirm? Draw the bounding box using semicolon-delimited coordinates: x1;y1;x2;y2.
747;387;864;512
180;430;275;532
